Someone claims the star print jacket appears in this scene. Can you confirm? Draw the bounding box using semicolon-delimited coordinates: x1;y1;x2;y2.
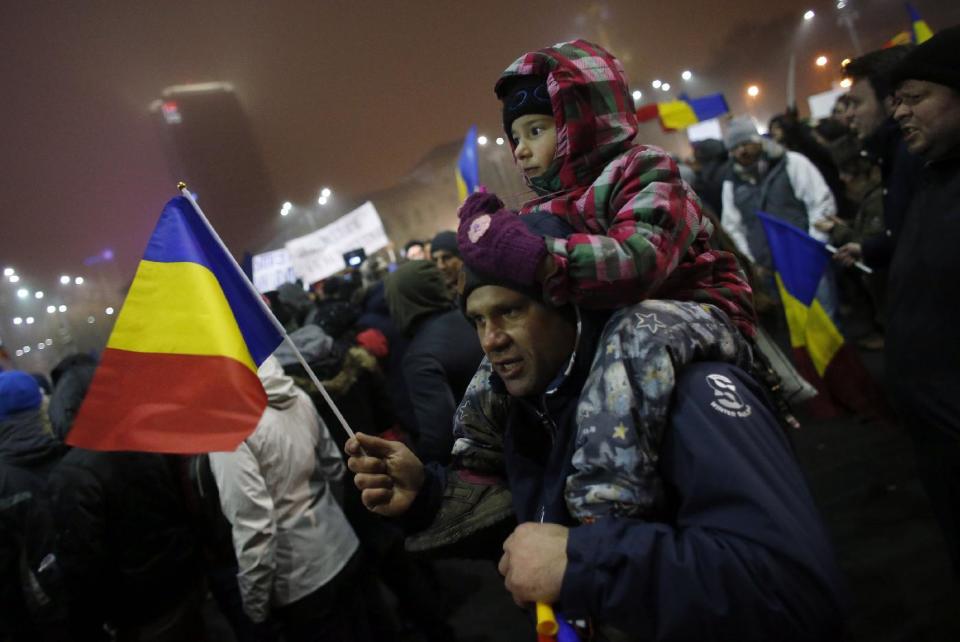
410;300;845;639
447;299;755;522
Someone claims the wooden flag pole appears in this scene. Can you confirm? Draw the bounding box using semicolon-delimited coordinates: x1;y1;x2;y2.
178;183;357;441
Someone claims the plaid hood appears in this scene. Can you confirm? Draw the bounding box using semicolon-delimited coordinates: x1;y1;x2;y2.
496;39;638;196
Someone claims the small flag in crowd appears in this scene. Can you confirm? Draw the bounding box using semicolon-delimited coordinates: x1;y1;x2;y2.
456;124;480;202
758;212;890;420
67;195;284;453
636;93;729;130
885;2;934;47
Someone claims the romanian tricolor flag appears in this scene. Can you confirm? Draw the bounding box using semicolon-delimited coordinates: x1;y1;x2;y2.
758;212;890;420
636;93;729;131
456;124;480;202
886;3;934;47
907;3;934;43
67;194;284;453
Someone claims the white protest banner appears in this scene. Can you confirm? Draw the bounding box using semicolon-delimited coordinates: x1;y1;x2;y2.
251;247;296;293
285;201;389;284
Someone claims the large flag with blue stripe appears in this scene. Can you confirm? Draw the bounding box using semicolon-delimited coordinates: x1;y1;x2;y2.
68;195;284;453
758;212;889;420
456;125;479;202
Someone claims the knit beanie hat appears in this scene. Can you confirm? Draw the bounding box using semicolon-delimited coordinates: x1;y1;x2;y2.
459;211;574;313
723;117;762;151
890;25;960;93
430;230;459;257
0;370;43;420
499;75;553;139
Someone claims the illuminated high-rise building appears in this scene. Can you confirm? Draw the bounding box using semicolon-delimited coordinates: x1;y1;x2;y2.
150;82;278;255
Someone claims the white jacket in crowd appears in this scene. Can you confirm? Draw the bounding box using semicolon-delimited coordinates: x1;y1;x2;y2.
210;356;358;622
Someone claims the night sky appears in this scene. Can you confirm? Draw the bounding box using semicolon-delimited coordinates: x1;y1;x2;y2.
3;0;959;290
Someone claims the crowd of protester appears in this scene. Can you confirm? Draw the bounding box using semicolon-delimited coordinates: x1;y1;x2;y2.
2;25;959;641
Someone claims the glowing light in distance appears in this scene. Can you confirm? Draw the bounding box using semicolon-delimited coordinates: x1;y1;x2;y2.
803;10;815;21
651;79;662;89
661;83;671;91
25;317;34;324
477;135;488;146
60;275;71;284
58;305;67;312
747;85;760;97
8;275;19;283
632;90;642;101
35;291;43;299
495;137;505;146
16;288;28;299
318;196;329;206
681;70;693;81
46;305;56;313
106;307;115;315
840;78;852;88
74;277;84;285
816;56;828;67
2;267;13;276
13;317;22;325
320;187;332;198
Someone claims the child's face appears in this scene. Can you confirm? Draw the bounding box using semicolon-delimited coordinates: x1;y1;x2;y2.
510;115;557;179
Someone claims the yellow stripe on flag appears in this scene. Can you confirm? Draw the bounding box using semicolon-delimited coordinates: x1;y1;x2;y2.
108;260;258;372
455;171;468;202
913;20;934;43
658;101;699;130
775;274;844;376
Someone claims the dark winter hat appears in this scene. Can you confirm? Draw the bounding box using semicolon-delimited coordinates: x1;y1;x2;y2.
0;370;43;420
430;230;459;257
499;75;553;139
890;25;960;93
459;211;574;313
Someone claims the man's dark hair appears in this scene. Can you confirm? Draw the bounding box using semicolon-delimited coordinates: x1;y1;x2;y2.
845;45;914;100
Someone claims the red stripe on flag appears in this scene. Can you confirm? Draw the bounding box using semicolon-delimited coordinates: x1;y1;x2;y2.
67;349;267;453
822;344;895;424
791;347;844;419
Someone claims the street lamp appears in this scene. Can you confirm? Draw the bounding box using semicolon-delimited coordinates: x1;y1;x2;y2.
840;78;853;88
816;55;828;67
495;137;505;146
106;307;115;315
661;83;671;92
46;305;56;314
60;275;71;284
25;317;34;325
2;267;13;277
7;274;19;283
320;187;331;198
681;70;693;81
13;317;22;325
651;79;662;89
16;288;28;299
477;135;488;146
747;85;761;98
280;201;292;217
74;276;84;285
34;291;43;299
58;305;67;312
803;10;815;21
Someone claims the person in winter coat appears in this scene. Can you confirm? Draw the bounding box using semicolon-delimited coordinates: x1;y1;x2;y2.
833;45;922;271
346;262;846;641
429;230;463;298
385;261;484;465
690;138;729;216
209;356;370;642
720;116;838;270
0;371;64;640
885;25;960;576
455;39;755;339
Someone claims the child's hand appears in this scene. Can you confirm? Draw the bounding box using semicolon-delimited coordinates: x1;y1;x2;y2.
458;191;505;220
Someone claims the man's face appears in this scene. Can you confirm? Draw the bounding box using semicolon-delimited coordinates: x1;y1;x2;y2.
511;114;558;179
894;79;960;161
731;141;763;167
432;249;463;288
465;285;576;398
847;79;886;141
406;244;426;261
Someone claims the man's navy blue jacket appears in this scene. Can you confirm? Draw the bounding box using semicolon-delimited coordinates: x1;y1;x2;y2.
414;336;845;641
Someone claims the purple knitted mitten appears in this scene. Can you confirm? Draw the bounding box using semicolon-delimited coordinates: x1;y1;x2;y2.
457;192;547;285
